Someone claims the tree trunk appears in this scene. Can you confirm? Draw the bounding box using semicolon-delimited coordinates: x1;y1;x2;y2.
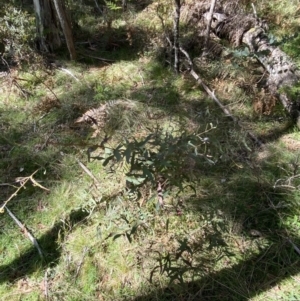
33;0;61;52
203;0;217;55
33;0;76;60
203;12;300;124
173;0;181;73
52;0;76;60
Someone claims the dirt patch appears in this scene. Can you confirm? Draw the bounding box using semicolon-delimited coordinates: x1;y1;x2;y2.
280;134;300;151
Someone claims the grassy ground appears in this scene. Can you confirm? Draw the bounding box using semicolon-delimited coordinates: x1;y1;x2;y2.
0;0;300;300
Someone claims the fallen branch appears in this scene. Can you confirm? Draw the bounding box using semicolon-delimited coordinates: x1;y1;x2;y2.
180;48;263;147
5;206;44;260
274;174;300;190
74;246;89;282
17;74;60;102
0;170;49;259
77;159;101;187
203;11;300;124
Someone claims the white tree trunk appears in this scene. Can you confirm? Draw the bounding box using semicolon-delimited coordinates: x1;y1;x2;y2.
33;0;61;52
173;0;181;73
203;0;217;54
52;0;76;60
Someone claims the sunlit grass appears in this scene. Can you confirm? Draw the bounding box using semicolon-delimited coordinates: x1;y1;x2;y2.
0;0;300;300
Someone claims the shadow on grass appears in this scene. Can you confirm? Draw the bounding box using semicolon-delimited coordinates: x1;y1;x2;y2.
133;242;300;300
0;208;89;283
0;94;299;299
1;22;299;297
132;174;300;300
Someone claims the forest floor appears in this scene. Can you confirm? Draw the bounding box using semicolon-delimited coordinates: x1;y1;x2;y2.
0;0;300;300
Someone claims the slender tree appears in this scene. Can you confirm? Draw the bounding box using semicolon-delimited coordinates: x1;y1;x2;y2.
173;0;181;73
203;0;217;56
33;0;61;52
52;0;76;60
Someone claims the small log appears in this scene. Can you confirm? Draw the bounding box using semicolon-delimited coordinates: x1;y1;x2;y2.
203;12;300;125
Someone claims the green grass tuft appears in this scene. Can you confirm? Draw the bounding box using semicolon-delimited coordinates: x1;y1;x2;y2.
1;1;300;300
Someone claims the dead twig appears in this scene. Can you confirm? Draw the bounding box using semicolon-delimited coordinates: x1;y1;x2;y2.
0;170;49;211
74;246;89;282
31;73;60;101
77;159;101;187
251;3;257;19
287;238;300;256
5;206;44;260
0;170;49;259
43;268;50;300
179;48;264;147
274;174;300;189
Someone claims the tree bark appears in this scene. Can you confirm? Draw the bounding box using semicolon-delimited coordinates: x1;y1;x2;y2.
203;12;300;124
33;0;61;52
52;0;76;60
203;0;217;55
173;0;181;73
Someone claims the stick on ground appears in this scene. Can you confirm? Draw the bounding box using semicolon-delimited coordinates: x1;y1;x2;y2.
5;206;44;260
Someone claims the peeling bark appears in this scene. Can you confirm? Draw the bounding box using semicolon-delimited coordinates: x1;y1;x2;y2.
33;0;61;52
33;0;76;60
52;0;76;60
180;1;300;124
203;12;300;123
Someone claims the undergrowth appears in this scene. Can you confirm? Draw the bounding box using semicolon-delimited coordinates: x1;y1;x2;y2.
0;1;300;301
